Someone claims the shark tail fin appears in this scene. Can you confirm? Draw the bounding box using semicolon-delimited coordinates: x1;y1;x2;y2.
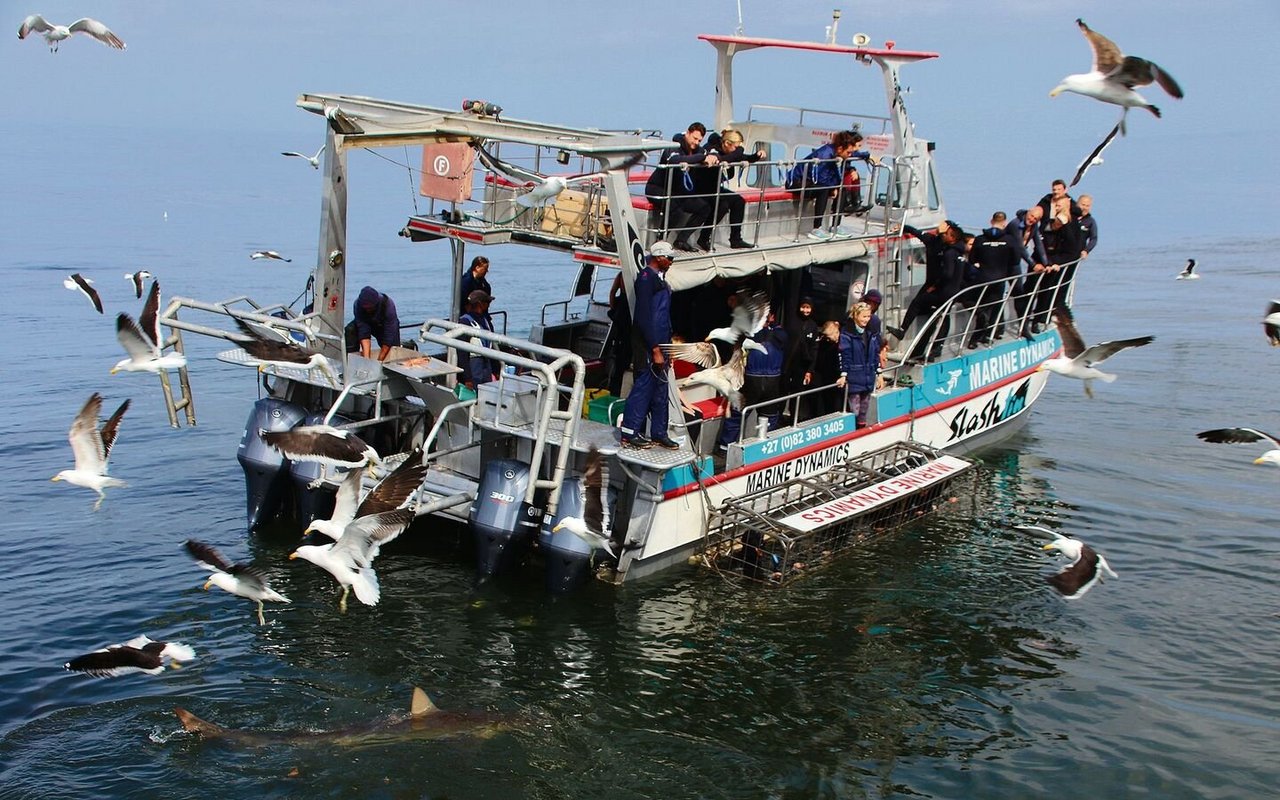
175;707;228;737
410;687;439;717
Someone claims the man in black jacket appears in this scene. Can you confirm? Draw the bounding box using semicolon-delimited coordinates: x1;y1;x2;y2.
966;212;1023;346
887;221;964;361
643;122;720;253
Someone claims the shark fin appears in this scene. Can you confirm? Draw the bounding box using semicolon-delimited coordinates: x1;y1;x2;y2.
175;707;228;737
410;687;438;717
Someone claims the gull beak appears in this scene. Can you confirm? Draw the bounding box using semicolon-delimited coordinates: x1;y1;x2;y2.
1041;543;1056;551
169;661;183;670
51;476;61;482
551;523;563;533
258;364;268;373
202;579;213;591
109;366;119;375
1049;86;1064;98
1254;457;1266;465
288;552;299;560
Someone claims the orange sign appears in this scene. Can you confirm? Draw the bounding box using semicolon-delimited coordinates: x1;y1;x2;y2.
419;143;474;202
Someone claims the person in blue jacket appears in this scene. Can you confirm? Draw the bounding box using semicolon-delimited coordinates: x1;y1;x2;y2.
620;241;679;449
787;130;877;240
459;289;497;389
352;285;400;361
719;307;789;447
838;302;881;428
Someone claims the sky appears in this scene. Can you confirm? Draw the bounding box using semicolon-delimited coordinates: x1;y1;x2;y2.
4;0;1279;243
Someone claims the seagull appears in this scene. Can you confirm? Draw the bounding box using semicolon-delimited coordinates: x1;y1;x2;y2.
663;289;771;408
63;273;102;314
112;280;188;374
250;250;291;262
51;393;128;510
230;317;339;385
1037;306;1154;398
472;142;643;208
184;540;291;625
1069;121;1121;188
289;508;416;612
17;14;125;51
552;446;617;562
1051;19;1183;135
1263;300;1280;347
262;424;382;472
1020;525;1118;600
1175;259;1200;280
64;636;194;678
124;270;153;299
1195;428;1280;467
304;449;427;541
282;145;325;169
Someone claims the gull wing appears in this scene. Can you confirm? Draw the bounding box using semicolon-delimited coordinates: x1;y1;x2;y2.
1077;335;1155;366
1050;307;1087;360
660;341;722;369
99;399;129;465
1070;122;1121;188
330;468;363;527
336;508;415;562
68;18;125;49
117;313;159;360
1196;428;1280;448
1110;55;1183;98
184;539;237;573
18;15;55;38
67;274;104;314
357;450;427;517
68;393;107;473
1077;19;1122;75
232;318;316;364
732;289;772;338
562;153;646;187
582;446;607;535
140;280;162;348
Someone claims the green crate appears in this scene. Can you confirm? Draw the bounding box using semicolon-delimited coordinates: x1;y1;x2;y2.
587;394;625;425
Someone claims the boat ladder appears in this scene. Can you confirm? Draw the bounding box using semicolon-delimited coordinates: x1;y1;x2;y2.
158;320;197;428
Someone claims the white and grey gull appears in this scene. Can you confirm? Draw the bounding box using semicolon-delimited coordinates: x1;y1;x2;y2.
51;392;129;510
1037;306;1154;398
184;540;291;625
112;279;188;374
18;14;125;51
64;636;194;677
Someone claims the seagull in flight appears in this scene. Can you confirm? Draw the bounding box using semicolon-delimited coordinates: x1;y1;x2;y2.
304;449;427;541
1069;121;1121;188
662;289;771;409
63;273;103;314
184;540;291;625
290;508;416;612
552;446;617;563
64;636;194;678
1196;428;1280;467
124;270;154;299
112;280;187;374
1050;19;1183;135
51;392;129;510
282;145;325;169
1020;525;1118;600
263;424;382;472
472;142;643;208
250;250;291;262
18;14;125;51
1175;259;1200;280
1038;306;1154;398
231;317;340;385
1263;300;1280;347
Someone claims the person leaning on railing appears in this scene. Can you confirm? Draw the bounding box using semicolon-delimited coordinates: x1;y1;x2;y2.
786;130;878;241
642;122;720;253
692;128;765;250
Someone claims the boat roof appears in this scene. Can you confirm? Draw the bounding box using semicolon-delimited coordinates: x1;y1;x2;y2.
296;93;675;156
698;34;938;62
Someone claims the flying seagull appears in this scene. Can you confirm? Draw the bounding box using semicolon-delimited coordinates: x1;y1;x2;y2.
552;446;617;562
1020;525;1118;600
51;392;129;510
663;289;771;409
18;14;125;51
63;273;102;314
1069;121;1121;188
472;141;644;208
263;424;382;472
1263;300;1280;347
1037;306;1154;398
282;145;325;169
184;540;291;625
289;508;416;612
250;250;291;262
231;317;339;385
304;449;427;541
1196;428;1280;467
1051;19;1183;135
64;636;194;678
112;280;187;374
124;270;154;299
1175;259;1200;280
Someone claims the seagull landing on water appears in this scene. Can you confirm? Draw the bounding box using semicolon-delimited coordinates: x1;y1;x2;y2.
1263;300;1280;347
51;393;129;510
552;446;617;564
63;273;102;314
250;250;291;262
1175;259;1200;280
18;15;125;51
112;280;187;374
281;145;325;169
1196;428;1280;467
1050;19;1182;136
472;142;644;208
184;540;291;625
1037;306;1154;398
124;270;153;299
64;636;194;678
1019;525;1118;600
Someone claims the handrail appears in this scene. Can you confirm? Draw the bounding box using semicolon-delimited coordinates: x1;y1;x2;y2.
734;380;850;445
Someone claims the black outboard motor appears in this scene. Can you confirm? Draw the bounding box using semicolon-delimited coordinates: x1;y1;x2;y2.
470;459;541;579
289;413;350;528
237;398;307;530
540;477;598;593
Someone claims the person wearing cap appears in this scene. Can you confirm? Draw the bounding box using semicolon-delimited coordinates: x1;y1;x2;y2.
459;256;492;316
620;241;679;449
459;289;497;388
352;285;401;361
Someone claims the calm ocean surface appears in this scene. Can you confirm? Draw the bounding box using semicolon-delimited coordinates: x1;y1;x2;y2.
0;123;1276;799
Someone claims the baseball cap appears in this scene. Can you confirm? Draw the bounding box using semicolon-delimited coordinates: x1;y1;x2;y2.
466;289;493;304
863;289;883;304
648;241;675;258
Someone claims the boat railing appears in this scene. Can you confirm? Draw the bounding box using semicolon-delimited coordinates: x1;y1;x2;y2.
734;380;850;446
743;104;893;138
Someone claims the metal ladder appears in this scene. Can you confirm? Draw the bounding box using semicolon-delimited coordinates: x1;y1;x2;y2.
158;306;197;428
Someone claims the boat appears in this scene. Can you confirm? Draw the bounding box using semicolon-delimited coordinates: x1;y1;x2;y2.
152;13;1073;589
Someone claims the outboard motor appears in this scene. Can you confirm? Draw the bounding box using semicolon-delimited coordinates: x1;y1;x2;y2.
289;413;350;528
540;477;597;593
470;459;541;579
237;398;307;530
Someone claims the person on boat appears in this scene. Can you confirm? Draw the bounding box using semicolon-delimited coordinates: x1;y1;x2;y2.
807;320;845;416
1006;206;1047;334
887;221;965;361
1076;194;1098;260
459;256;492;316
786;130;877;241
860;288;891;370
459;290;498;388
1035;178;1082;220
607;271;632;397
1030;197;1082;328
716;307;788;447
691;128;765;250
838;302;881;428
966;212;1023;347
620;241;679;449
785;298;823;417
643;122;720;253
352;285;401;362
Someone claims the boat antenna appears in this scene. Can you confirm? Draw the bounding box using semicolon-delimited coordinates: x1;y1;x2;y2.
735;0;744;34
826;8;842;44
